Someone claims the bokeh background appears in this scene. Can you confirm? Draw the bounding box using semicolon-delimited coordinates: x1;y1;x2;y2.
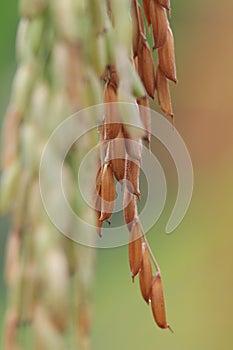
1;1;233;349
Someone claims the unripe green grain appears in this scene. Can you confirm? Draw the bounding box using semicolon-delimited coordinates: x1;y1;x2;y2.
0;161;21;213
10;64;37;115
19;0;48;19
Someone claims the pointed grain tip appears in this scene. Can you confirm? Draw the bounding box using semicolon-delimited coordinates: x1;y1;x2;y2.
136;191;141;200
168;324;174;333
97;228;102;238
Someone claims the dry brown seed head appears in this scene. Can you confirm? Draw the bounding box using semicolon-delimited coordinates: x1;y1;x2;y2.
138;37;156;99
131;0;145;34
151;272;172;331
155;64;174;117
132;0;140;57
158;26;177;83
110;157;125;183
125;159;140;198
138;2;145;34
137;96;151;146
132;2;146;44
108;129;126;182
142;0;151;26
128;220;143;281
123;187;137;231
99;163;116;222
103;82;121;140
150;1;168;49
139;242;153;304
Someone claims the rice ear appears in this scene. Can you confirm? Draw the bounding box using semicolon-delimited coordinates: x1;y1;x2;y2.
137;96;151;146
151;272;173;332
158;26;177;83
155;64;174;118
139;243;153;304
132;1;145;57
108;129;126;182
125;159;141;199
128;220;143;281
103;82;121;140
99;163;116;222
124;187;137;231
150;1;168;49
138;37;156;99
142;0;151;26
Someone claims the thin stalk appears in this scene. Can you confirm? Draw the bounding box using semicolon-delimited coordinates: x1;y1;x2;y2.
142;233;161;274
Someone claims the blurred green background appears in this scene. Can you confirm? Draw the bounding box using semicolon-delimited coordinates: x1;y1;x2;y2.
1;1;233;349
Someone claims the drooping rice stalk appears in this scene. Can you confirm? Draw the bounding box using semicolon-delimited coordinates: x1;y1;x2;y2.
1;0;177;348
95;0;176;331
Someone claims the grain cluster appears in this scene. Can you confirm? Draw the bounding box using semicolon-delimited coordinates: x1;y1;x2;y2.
1;0;176;347
95;0;176;330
